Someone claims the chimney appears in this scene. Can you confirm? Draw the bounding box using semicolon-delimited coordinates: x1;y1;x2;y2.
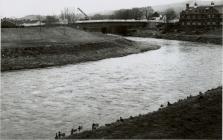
194;2;198;8
186;3;190;9
211;1;215;7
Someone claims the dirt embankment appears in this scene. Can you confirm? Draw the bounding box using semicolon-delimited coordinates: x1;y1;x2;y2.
66;87;222;139
1;27;160;71
129;29;222;45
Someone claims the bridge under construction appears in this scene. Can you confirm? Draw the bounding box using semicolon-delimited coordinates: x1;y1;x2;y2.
72;19;163;34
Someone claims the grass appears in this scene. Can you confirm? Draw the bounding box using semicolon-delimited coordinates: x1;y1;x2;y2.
1;26;115;46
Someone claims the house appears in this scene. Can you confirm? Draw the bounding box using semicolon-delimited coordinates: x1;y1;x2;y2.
179;2;223;28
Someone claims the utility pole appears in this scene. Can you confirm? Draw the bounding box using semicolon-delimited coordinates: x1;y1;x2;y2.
63;13;66;35
39;16;42;33
15;19;22;41
37;15;42;40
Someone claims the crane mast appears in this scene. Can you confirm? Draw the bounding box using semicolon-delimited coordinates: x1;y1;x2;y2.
77;8;90;20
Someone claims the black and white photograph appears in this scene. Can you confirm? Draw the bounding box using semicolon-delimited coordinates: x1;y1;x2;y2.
0;0;222;139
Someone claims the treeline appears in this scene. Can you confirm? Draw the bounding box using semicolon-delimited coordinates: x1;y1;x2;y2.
43;6;177;24
2;6;178;27
91;7;157;20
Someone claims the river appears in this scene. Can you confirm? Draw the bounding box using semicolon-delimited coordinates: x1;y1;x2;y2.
1;37;222;139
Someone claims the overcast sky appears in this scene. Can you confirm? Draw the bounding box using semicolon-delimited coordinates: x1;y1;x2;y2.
0;0;217;18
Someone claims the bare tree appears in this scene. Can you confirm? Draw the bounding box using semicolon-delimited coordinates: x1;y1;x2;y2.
141;6;154;19
164;8;177;22
45;15;59;25
60;8;76;24
37;15;42;32
131;8;144;20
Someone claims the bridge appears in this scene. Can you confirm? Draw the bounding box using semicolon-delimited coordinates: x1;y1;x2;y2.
72;20;162;35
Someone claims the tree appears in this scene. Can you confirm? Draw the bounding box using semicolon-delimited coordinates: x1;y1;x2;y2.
114;9;131;19
91;7;152;20
152;12;160;17
45;16;59;25
164;8;177;22
91;14;107;20
141;6;154;19
131;8;144;20
112;8;144;20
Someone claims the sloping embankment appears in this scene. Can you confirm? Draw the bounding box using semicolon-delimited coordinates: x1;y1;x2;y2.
66;87;222;139
1;27;160;71
129;29;222;45
155;34;222;45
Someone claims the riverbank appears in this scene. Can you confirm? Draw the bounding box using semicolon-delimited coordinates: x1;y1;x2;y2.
66;86;222;139
1;27;160;71
129;29;222;45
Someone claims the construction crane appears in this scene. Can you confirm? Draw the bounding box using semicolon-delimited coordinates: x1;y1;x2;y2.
77;8;90;20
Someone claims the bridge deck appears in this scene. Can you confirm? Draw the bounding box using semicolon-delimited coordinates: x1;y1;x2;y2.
75;19;149;24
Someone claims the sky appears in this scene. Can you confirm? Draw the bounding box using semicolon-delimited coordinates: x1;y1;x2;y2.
0;0;217;18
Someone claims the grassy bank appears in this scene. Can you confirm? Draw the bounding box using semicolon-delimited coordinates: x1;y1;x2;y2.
129;29;222;45
1;27;160;71
66;87;222;139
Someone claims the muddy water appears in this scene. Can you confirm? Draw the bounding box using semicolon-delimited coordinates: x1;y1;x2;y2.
1;37;222;139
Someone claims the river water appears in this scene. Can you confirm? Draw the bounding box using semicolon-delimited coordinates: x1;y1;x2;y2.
1;37;222;139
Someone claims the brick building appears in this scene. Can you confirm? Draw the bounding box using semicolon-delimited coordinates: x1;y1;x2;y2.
179;2;223;28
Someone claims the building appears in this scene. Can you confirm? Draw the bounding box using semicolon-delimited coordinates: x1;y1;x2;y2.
179;2;223;28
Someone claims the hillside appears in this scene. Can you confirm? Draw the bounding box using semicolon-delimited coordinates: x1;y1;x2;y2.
18;15;46;21
153;0;223;13
90;0;223;17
